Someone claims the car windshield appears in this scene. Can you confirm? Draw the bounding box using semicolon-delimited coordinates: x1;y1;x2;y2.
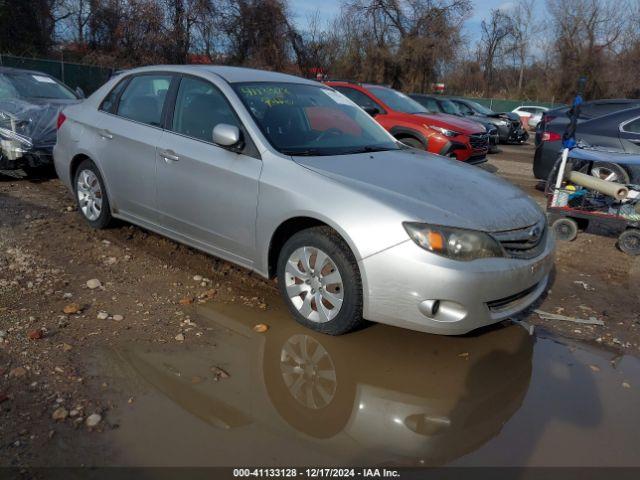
233;82;401;156
367;86;428;114
439;99;461;115
466;100;495;115
3;72;77;100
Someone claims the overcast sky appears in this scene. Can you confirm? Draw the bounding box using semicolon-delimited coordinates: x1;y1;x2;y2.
291;0;539;43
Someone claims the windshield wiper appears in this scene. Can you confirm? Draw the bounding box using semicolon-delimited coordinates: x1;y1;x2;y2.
282;148;324;156
342;145;398;154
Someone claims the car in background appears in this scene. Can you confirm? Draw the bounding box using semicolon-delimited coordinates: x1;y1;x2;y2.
326;81;489;164
448;97;529;144
533;105;640;182
512;105;548;130
54;65;554;336
0;66;82;172
410;93;500;153
535;98;640;150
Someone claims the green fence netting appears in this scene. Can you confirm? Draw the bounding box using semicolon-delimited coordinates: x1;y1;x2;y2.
0;54;113;95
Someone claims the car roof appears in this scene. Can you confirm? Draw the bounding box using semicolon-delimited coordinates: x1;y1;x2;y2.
126;64;320;86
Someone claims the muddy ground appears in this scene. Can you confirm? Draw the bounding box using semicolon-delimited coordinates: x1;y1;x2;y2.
0;143;639;469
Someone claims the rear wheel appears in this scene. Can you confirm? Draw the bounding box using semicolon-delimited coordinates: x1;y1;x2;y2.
618;229;640;256
591;162;630;184
277;227;364;335
552;217;578;242
74;159;113;229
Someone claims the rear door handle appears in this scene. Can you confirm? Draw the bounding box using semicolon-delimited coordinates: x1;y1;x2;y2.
159;149;180;162
98;129;113;140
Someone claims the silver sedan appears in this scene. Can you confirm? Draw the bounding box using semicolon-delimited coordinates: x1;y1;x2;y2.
53;65;555;335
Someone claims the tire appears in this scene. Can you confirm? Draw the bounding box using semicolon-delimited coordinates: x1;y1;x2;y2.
591;162;630;184
276;226;364;335
399;137;425;150
618;229;640;256
74;159;113;229
552;217;578;242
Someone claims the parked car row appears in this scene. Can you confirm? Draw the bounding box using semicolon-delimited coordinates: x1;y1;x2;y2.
51;65;555;336
328;81;491;163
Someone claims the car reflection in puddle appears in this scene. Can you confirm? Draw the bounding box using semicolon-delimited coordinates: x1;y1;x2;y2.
103;303;534;466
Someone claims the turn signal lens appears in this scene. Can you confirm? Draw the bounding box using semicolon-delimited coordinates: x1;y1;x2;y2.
427;231;444;251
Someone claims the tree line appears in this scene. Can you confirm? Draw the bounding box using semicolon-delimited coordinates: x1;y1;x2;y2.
1;0;638;101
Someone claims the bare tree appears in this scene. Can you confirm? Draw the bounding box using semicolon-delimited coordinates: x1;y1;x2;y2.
509;0;543;94
547;0;628;99
478;8;514;95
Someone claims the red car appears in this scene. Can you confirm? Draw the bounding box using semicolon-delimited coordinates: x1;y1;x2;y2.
326;81;489;164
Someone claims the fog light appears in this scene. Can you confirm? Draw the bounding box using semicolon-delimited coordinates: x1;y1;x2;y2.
418;299;440;317
418;299;467;322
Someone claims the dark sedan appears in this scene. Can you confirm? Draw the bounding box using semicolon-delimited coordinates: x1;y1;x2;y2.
533;104;640;182
410;93;500;153
448;97;529;144
0;66;82;172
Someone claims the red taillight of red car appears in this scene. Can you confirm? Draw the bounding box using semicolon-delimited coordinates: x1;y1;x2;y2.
56;111;67;130
541;131;561;142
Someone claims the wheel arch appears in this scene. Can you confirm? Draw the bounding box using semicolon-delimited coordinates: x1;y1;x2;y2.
266;215;360;279
389;127;428;149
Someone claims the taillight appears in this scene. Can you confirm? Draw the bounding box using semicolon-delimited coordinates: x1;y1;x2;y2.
541;131;561;142
56;111;67;130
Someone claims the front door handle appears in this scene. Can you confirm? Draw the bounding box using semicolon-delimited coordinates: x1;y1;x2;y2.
98;129;113;140
159;149;180;162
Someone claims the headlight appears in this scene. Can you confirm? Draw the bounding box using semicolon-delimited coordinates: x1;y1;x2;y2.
403;222;504;261
496;120;509;126
428;125;461;137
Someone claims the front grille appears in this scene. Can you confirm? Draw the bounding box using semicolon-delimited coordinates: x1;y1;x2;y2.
492;218;547;259
469;133;489;150
487;282;540;312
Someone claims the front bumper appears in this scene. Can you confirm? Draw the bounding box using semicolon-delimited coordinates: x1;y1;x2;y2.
0;148;53;170
359;233;555;335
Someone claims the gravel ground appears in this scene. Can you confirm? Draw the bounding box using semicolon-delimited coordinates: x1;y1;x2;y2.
1;142;639;467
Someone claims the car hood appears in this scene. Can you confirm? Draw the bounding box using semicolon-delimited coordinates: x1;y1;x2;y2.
0;97;80;149
414;112;485;133
293;149;543;232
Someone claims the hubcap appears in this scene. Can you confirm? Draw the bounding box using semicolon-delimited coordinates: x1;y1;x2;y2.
592;166;622;183
76;170;103;221
279;334;337;409
284;246;344;323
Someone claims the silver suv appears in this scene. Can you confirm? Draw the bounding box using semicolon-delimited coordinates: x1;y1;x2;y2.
53;65;554;335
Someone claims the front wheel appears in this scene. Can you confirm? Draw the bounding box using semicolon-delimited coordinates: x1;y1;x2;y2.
277;227;365;335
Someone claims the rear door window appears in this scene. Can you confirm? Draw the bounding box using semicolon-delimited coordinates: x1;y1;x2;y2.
100;78;129;113
116;74;172;127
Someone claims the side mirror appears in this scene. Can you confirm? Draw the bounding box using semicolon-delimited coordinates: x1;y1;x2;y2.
212;123;241;148
75;86;85;99
363;106;380;117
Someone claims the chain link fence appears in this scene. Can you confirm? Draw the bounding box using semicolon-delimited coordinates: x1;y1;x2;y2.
0;54;113;95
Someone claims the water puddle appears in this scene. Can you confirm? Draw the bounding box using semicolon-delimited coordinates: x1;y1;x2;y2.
98;303;640;467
